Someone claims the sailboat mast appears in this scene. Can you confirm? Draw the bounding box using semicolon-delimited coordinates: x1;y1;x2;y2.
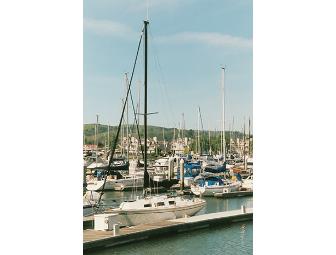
107;123;109;150
221;67;226;162
121;99;124;156
95;114;99;165
232;116;234;154
125;73;129;160
197;107;200;154
229;122;231;154
182;113;184;140
248;117;251;157
163;127;166;154
144;20;149;179
243;120;246;171
208;129;211;155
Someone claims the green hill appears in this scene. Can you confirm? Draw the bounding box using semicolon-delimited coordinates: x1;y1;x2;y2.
83;124;248;153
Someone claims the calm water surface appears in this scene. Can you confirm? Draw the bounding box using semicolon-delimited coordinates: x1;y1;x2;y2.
86;191;253;255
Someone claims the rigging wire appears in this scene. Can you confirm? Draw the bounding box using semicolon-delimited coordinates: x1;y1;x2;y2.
96;27;145;209
148;28;176;129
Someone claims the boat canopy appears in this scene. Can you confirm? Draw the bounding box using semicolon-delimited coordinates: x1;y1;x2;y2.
177;162;201;178
204;163;226;173
195;176;224;186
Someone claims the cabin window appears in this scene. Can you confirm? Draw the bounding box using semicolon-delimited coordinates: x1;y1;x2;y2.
168;201;176;205
144;204;152;208
156;202;165;207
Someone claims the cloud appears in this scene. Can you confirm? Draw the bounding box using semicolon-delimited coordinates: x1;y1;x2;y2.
156;32;252;49
120;0;187;12
83;18;137;38
83;18;252;50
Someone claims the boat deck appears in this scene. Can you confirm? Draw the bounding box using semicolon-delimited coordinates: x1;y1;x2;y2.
83;207;253;251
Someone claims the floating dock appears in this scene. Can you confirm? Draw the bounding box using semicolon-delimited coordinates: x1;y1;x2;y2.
214;190;253;198
83;207;253;252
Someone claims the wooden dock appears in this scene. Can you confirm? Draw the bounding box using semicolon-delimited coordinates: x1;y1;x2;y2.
214;190;253;198
83;207;253;252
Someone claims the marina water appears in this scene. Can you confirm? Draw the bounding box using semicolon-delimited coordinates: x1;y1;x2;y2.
85;191;253;255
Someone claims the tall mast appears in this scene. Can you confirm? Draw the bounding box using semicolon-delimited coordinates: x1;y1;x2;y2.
121;99;124;156
220;127;222;155
107;123;109;151
95;114;99;164
229;122;231;154
248;117;251;157
125;73;129;160
144;20;149;187
221;67;226;162
232;116;234;154
208;129;211;155
197;107;200;154
243;120;246;171
163;127;166;154
182;113;185;140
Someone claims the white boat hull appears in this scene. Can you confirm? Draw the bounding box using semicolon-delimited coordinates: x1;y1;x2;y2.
86;177;144;191
242;180;253;190
113;202;205;226
191;183;241;196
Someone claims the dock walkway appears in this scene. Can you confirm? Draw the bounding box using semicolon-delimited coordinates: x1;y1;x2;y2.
83;207;253;251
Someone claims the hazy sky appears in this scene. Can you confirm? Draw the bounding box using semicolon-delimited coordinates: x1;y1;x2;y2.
84;0;252;132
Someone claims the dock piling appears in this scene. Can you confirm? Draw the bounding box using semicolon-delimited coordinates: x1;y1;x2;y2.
180;159;184;191
113;224;120;236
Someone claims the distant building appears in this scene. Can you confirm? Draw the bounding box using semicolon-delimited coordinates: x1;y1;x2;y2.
83;144;97;151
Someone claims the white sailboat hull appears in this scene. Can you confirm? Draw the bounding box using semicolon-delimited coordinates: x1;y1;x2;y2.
86;180;111;191
113;202;205;226
113;177;144;191
86;176;144;191
242;179;253;190
108;195;206;226
191;183;241;197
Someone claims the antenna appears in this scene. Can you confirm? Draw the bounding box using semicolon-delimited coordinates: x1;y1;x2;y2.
146;0;149;21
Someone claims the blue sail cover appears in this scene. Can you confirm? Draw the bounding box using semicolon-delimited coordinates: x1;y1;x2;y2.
204;162;227;173
196;176;224;187
176;162;201;179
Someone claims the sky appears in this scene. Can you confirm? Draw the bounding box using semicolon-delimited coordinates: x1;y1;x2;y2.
84;0;252;132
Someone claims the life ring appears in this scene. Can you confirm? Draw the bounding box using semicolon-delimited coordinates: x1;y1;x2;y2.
223;188;230;193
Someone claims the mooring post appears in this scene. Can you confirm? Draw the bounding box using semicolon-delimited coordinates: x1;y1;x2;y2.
113;224;120;236
180;159;184;191
241;205;246;214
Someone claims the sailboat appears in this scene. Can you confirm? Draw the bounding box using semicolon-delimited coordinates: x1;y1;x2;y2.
190;68;241;197
109;20;205;226
190;174;241;197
